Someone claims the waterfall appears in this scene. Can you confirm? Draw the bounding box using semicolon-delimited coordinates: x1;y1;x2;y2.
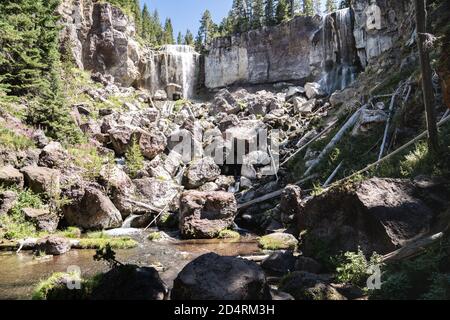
319;8;359;94
142;45;200;99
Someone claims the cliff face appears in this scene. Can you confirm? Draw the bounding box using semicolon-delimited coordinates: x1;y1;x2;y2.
205;0;412;91
58;0;200;98
205;16;322;89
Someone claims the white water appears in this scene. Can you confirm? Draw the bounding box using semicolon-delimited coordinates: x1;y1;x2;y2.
142;45;200;99
319;8;358;94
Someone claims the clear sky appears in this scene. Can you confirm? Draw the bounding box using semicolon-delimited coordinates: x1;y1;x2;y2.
141;0;234;38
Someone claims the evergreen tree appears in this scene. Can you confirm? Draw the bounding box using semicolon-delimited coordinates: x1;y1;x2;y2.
326;0;337;13
177;32;183;44
232;0;249;33
125;135;144;178
265;0;276;26
0;0;81;143
152;10;163;45
219;14;235;36
184;29;194;46
303;0;314;16
276;0;289;24
141;4;152;42
288;0;300;18
132;0;142;36
251;0;265;29
314;0;323;15
198;10;215;45
163;18;174;44
339;0;350;9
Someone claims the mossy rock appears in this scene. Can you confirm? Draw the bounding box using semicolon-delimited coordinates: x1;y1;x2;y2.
147;232;162;241
32;272;87;300
258;233;298;250
217;229;240;240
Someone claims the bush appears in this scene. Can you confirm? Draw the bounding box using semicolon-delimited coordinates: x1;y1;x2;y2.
335;247;383;287
125;136;144;178
0;189;43;240
0;128;35;151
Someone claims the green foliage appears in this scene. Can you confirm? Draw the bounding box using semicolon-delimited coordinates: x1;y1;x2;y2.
94;243;122;267
335;248;383;287
370;235;450;300
326;0;337;13
68;145;108;181
217;229;241;239
303;0;315;16
32;272;81;300
125;136;144;178
276;0;290;24
147;231;162;241
0;189;43;240
0;0;82;144
0;127;35;151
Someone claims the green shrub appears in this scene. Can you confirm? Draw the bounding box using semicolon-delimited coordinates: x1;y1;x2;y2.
0;128;35;151
0;189;43;240
336;247;383;287
68;145;107;181
125;136;144;178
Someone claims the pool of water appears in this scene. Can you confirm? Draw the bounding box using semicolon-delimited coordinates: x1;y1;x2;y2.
0;232;261;300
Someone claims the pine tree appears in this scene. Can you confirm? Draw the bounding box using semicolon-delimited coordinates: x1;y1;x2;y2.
232;0;249;33
326;0;337;13
339;0;350;9
303;0;314;16
198;10;215;45
184;29;194;46
276;0;289;24
132;0;142;36
265;0;276;26
152;10;163;45
251;0;265;29
141;4;152;42
314;0;323;15
177;32;183;44
163;18;174;44
0;0;81;143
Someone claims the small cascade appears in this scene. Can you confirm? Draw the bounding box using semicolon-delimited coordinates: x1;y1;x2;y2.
319;8;359;94
142;45;200;99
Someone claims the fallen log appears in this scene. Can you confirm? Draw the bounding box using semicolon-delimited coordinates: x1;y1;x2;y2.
280;119;338;167
237;174;317;210
304;105;368;177
382;232;444;263
323;161;344;188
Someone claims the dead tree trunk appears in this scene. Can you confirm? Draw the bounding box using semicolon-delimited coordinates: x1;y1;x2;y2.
414;0;440;155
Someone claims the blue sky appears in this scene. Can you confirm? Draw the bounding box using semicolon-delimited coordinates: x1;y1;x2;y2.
141;0;234;38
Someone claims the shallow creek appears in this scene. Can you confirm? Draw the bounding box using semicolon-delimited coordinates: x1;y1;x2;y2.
0;231;261;299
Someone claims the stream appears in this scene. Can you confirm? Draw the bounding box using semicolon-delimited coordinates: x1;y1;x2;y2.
0;231;261;300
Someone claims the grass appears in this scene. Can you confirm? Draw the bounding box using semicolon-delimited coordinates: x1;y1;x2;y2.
32;272;80;300
0;189;43;240
217;229;240;240
77;237;137;249
67;145;112;181
0;127;35;151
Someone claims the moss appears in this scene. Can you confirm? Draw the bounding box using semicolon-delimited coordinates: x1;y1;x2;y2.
32;272;83;300
77;237;137;249
217;229;240;240
147;232;162;241
258;234;297;250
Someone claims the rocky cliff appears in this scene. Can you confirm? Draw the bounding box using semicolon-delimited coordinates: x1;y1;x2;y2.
58;0;200;98
205;0;412;92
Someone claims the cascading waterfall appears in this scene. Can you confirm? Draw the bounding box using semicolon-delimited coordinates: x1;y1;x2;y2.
142;45;200;99
319;8;359;94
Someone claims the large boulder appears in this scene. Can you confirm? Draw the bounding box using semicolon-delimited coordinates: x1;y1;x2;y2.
298;177;450;256
183;157;221;189
133;177;183;211
0;165;24;189
21;166;60;195
63;187;122;230
304;82;324;99
90;265;168;300
171;253;271;300
23;208;59;233
137;129;167;160
0;190;18;215
179;191;237;239
38;142;68;168
279;272;346;300
36;236;71;255
261;251;297;276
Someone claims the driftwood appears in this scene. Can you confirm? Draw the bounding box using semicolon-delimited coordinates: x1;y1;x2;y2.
304;105;368;177
124;199;160;213
144;194;179;231
237;174;317;210
280;119;338;168
382;232;444;263
323;161;344;188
